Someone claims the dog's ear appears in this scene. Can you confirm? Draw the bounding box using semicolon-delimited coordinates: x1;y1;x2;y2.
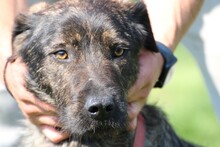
13;2;48;40
13;14;30;38
12;2;48;39
12;14;31;56
129;1;158;52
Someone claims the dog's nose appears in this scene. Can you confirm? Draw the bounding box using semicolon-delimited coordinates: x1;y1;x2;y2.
85;97;115;120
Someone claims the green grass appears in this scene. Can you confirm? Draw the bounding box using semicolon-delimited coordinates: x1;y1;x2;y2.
148;44;220;147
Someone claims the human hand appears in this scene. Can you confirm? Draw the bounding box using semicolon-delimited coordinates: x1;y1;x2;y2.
127;49;163;131
4;58;69;143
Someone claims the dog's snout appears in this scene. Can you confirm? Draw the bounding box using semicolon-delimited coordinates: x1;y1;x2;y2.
85;96;115;120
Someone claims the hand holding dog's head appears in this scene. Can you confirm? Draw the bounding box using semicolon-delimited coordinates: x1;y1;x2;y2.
12;0;157;140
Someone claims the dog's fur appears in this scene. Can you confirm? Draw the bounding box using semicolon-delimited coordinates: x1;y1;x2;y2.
11;0;196;146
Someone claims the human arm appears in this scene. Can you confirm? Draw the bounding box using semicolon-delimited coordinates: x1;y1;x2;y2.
0;0;19;80
145;0;204;50
0;0;68;143
128;0;204;130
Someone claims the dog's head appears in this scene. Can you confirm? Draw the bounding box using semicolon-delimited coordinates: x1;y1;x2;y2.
12;0;157;140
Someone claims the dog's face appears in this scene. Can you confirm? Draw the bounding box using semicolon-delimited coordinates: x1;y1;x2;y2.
12;0;157;139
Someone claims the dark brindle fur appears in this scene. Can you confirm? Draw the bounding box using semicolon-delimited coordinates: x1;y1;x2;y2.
11;0;196;146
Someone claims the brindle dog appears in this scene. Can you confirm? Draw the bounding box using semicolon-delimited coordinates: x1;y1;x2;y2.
10;0;196;146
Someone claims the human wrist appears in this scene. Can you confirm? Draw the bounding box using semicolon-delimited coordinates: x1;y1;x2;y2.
154;42;177;88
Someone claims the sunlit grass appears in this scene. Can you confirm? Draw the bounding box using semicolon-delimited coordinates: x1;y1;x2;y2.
148;44;220;147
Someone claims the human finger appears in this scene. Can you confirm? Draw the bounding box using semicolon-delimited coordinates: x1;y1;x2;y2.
40;125;69;143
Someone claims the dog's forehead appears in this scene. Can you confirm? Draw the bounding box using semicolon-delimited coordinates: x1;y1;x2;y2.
59;12;118;41
37;2;133;48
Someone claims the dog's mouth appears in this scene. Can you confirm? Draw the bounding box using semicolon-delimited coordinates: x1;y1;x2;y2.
68;118;128;141
85;118;128;134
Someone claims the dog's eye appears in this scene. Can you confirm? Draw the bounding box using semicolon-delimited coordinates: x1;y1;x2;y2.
54;50;68;60
113;47;125;57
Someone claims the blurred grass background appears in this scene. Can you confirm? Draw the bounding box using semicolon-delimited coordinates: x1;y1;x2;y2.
148;44;220;147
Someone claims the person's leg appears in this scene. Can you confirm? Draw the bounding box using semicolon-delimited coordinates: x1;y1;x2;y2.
182;3;220;118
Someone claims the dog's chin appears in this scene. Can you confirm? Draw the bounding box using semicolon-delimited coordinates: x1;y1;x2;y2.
81;120;127;137
59;112;128;138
